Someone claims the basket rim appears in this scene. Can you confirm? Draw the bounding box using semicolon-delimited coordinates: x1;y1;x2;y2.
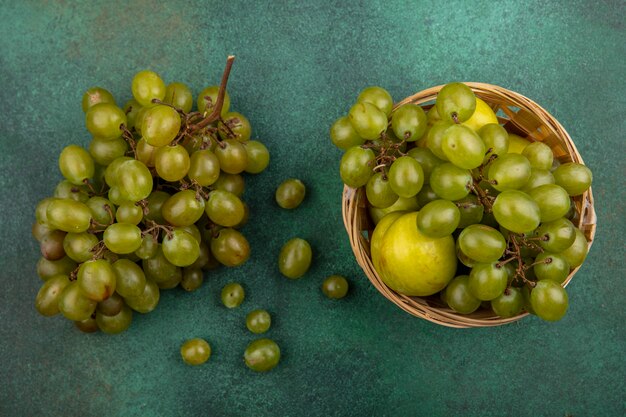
342;82;597;328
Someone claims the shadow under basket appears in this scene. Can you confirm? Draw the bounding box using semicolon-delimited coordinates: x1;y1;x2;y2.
341;82;597;328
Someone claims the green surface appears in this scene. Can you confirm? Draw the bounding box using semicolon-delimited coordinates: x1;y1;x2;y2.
1;1;624;416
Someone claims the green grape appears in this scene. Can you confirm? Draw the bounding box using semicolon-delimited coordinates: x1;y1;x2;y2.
493;190;541;234
145;191;170;223
221;282;245;308
58;282;97;321
406;147;444;184
214;139;248;174
243;141;270;174
164;82;193;112
454;194;484;228
124;279;160;313
136;138;158;167
430;163;472;200
142;246;180;283
357;86;393;116
54;180;89;202
107;187;127;206
348;102;387;140
142;105;182;147
279;238;312;279
115;202;143;225
197;86;230;116
561;228;588;268
85;103;127;139
132;70;166;107
63;232;98;263
522;141;553;170
553;162;593;196
528;184;571;223
181;268;204;291
32;222;53;242
96;304;132;334
89;136;128;166
416;200;460;238
388;156;424;198
213;172;245;196
104;156;133;187
339;146;375;188
369;195;419;224
135;235;158;260
103;223;142;254
36;256;76;281
155;144;190;182
205;190;244;227
112;258;147;298
480;211;499;228
366;173;398;208
468;262;508;301
59;145;95;185
488;153;531;191
156;272;182;290
530;280;568;321
424;105;441;126
91;163;107;191
330;116;365;150
77;259;116;301
117;159;154;202
445;275;481;314
435;82;476;123
160;228;199;267
458;225;506;263
416;184;439;207
321;275;349;299
534;252;570;283
426;120;452;160
35;275;71;316
219;112;251;141
134;107;148;134
391;104;427;141
181;338;212;365
96;292;124;316
179;224;202;244
187;149;220;186
189;241;210;269
246;310;272;333
244;339;281;372
491;287;523;318
35;197;58;226
47;199;92;233
82;87;115;112
441;125;486;169
210;228;250;267
275;179;306;209
162;190;205;227
536;218;576;252
478;123;509;161
520;168;555;193
74;317;98;333
40;230;66;261
123;99;142;130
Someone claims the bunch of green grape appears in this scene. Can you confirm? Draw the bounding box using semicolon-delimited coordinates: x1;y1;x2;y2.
32;65;270;334
331;83;593;322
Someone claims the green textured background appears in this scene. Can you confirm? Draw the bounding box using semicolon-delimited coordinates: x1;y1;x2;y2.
1;1;624;416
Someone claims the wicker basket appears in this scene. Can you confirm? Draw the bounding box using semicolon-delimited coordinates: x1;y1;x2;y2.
341;82;597;328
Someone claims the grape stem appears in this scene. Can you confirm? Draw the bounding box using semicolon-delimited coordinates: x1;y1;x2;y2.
142;220;173;240
120;124;138;158
188;55;236;133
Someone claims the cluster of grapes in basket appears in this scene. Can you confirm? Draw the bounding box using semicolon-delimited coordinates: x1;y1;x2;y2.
32;60;270;334
331;83;592;321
